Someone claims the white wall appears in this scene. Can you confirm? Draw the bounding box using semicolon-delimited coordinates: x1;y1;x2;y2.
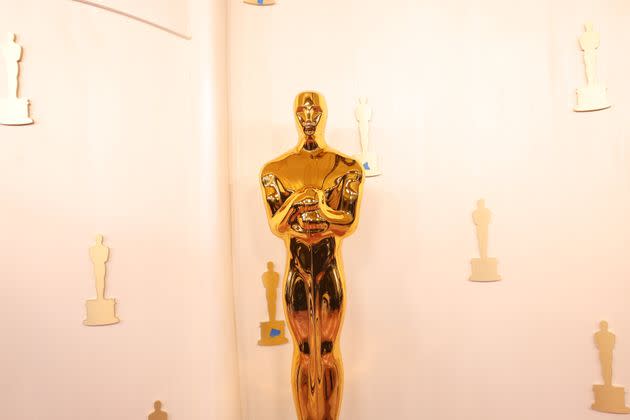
229;0;630;419
0;1;240;419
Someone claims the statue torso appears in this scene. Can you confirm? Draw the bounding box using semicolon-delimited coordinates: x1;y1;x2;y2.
263;148;359;192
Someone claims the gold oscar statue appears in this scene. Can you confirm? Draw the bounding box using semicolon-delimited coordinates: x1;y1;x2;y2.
84;234;120;326
592;321;630;413
260;91;364;420
258;261;289;346
148;401;167;420
470;199;502;282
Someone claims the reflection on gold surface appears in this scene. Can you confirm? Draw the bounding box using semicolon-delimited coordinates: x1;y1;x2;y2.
261;92;364;419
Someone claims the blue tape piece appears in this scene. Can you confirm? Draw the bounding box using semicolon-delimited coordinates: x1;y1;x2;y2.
270;328;281;337
258;0;264;4
363;162;371;170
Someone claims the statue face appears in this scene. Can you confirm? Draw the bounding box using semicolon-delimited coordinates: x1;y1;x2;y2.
294;92;326;138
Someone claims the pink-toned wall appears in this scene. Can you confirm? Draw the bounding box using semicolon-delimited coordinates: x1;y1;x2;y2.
0;1;240;419
229;0;630;419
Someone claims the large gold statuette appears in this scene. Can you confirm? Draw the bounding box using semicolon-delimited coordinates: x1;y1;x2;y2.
260;92;364;419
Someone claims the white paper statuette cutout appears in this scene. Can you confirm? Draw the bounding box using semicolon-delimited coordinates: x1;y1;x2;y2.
0;32;33;125
574;23;611;112
469;199;502;282
354;97;381;177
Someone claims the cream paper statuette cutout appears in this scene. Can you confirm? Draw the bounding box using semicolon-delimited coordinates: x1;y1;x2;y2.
84;235;120;326
0;32;33;126
574;23;611;112
469;199;501;282
244;0;276;5
354;97;381;177
148;401;167;420
258;261;288;346
592;321;630;414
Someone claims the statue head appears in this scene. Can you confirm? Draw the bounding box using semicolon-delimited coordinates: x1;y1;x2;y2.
477;199;485;209
600;320;608;331
267;261;274;270
154;401;162;410
95;234;103;244
294;91;327;150
6;32;15;42
585;22;594;32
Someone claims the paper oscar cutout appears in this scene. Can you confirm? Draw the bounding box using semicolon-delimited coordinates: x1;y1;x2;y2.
354;97;381;177
574;23;611;112
0;32;33;125
469;199;501;282
592;321;630;414
258;261;288;346
148;401;167;420
84;235;120;326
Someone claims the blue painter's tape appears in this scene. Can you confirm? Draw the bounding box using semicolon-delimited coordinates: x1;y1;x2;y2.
270;328;281;337
363;162;371;170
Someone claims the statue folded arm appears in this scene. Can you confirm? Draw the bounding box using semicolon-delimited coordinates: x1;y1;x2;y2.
317;168;362;236
262;163;363;239
262;173;312;237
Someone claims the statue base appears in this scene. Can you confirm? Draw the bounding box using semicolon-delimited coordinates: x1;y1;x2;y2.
574;85;611;112
355;151;381;177
84;298;120;326
0;97;33;126
592;385;630;414
470;258;501;282
244;0;276;5
258;320;289;346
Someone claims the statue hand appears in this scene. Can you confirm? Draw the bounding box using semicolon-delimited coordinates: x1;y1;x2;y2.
292;188;320;214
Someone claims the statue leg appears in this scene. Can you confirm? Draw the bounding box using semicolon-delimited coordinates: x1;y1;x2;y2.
286;239;345;420
478;226;489;260
94;265;106;300
359;125;369;154
601;353;613;386
286;265;312;420
321;354;343;420
8;62;18;98
266;290;276;321
584;51;597;86
316;262;344;420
